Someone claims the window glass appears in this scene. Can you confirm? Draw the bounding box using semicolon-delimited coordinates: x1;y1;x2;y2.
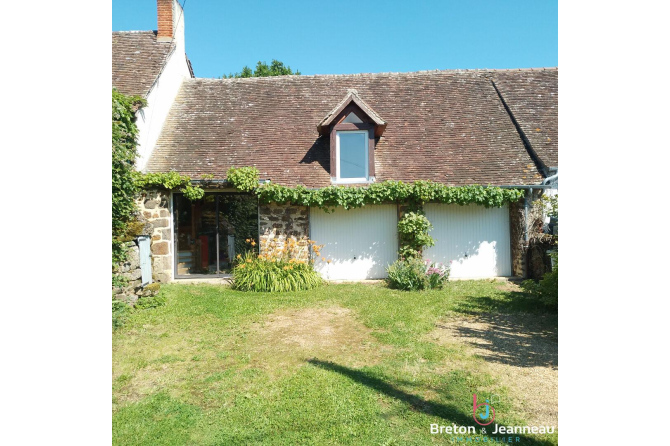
342;112;364;123
339;132;367;179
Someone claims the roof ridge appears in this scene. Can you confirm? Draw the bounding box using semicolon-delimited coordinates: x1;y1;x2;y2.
190;67;558;83
112;30;157;34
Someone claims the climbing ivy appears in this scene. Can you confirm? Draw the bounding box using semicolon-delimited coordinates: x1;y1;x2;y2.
134;171;205;201
398;211;435;259
225;166;524;211
226;166;260;192
112;89;146;265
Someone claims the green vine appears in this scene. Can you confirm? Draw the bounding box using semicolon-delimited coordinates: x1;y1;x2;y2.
226;166;260;192
398;211;435;259
225;166;524;211
255;181;523;211
148;166;524;211
134;171;205;201
112;89;146;267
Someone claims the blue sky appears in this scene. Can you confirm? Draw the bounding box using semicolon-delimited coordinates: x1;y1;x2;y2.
112;0;558;78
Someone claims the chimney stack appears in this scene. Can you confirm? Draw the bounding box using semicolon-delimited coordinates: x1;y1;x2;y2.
156;0;174;41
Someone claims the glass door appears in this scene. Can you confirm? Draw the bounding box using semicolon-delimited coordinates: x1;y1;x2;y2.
173;193;258;277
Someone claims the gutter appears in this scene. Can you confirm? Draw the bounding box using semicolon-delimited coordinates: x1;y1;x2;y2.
541;172;558;186
189;179;272;186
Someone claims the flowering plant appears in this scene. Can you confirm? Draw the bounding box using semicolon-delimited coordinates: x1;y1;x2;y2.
386;257;450;291
423;259;450;289
231;236;326;292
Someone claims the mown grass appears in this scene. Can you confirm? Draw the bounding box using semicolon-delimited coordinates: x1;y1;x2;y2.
113;281;557;445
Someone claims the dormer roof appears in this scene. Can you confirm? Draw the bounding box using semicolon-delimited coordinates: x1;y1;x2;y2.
317;89;387;137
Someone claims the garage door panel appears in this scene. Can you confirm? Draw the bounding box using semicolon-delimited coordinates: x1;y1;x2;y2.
310;205;398;280
424;204;511;278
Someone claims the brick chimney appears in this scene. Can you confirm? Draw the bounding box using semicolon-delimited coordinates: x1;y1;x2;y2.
156;0;174;42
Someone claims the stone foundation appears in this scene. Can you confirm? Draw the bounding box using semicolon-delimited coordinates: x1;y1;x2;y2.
258;203;310;260
137;189;173;282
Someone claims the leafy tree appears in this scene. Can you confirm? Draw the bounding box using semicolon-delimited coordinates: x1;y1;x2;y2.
222;59;300;78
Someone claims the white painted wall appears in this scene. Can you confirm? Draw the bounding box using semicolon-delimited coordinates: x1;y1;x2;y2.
310;205;398;280
135;0;191;172
424;203;511;278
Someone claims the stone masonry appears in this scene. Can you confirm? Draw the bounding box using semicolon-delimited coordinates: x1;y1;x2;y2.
509;200;527;278
258;203;310;261
137;189;173;282
114;240;161;304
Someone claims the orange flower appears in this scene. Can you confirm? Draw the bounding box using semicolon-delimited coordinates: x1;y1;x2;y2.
251;240;256;246
246;259;252;263
327;259;332;264
245;238;250;243
321;257;326;261
239;264;246;269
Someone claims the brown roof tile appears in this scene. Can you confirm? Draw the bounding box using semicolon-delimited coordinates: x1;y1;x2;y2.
491;68;558;169
147;69;555;187
112;31;173;97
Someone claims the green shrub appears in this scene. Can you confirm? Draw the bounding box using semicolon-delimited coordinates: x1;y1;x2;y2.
232;252;322;292
521;252;558;306
135;293;166;310
386;258;450;291
112;299;130;330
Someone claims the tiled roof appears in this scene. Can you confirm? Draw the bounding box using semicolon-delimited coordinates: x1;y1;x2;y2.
147;69;557;187
112;31;173;97
491;68;558;169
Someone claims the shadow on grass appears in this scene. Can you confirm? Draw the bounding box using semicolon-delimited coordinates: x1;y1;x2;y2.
453;289;557;315
436;312;558;368
307;359;555;445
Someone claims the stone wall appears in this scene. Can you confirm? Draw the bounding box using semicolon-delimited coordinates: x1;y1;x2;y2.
258;203;310;260
114;240;142;303
509;199;527;278
137;189;173;282
113;240;161;304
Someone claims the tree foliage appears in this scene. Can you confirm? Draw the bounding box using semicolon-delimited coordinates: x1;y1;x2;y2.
112;89;145;264
222;59;300;79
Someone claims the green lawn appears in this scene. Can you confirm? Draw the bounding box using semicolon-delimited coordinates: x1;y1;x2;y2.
113;281;558;445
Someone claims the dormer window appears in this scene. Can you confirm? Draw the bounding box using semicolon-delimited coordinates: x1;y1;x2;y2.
337;130;368;182
317;89;387;184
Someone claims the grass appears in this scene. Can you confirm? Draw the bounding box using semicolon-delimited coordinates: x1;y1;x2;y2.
113;281;557;445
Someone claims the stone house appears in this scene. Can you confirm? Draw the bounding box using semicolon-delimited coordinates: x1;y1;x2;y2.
112;0;558;283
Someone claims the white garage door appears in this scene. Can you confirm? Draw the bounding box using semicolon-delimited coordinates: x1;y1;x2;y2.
423;203;511;278
310;205;398;280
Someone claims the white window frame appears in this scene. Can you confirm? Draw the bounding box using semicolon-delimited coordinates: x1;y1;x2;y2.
335;130;369;183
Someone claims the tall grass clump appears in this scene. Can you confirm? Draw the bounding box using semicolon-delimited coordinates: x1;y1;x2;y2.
231;236;325;292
